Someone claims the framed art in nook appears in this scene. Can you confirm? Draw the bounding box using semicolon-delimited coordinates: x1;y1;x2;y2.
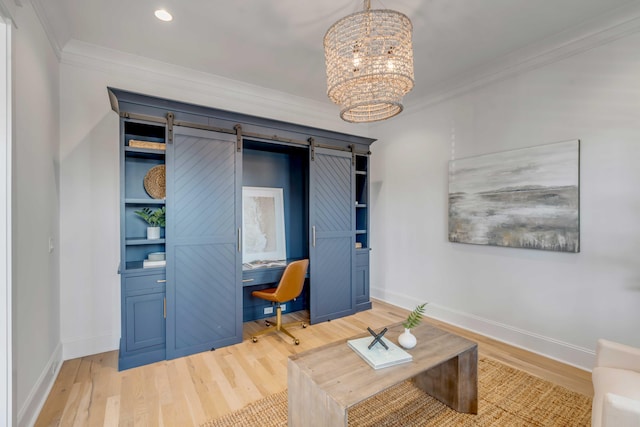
242;186;287;262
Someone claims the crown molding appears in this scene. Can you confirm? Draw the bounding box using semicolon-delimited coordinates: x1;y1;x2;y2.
60;39;364;136
30;0;61;59
409;1;640;112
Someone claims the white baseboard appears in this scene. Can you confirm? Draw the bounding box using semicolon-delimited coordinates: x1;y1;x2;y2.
63;333;119;361
371;287;595;371
18;342;62;427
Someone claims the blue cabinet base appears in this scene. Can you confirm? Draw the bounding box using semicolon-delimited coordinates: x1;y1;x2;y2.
355;251;371;313
356;301;372;312
120;271;166;371
118;338;166;370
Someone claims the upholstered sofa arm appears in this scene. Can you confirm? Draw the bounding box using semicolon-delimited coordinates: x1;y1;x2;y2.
602;393;640;426
596;339;640;373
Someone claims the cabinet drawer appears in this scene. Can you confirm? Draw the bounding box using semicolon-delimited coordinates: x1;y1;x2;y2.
123;272;166;296
356;251;369;267
242;268;285;286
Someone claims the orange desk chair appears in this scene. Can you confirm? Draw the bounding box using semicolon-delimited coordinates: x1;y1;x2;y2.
251;259;309;345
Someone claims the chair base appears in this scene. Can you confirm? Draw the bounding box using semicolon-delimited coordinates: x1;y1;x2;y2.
251;306;306;345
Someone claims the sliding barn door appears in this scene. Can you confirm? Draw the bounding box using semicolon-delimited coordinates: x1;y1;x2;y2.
166;126;242;359
309;146;355;324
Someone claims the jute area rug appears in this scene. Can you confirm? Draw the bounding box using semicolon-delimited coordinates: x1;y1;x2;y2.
202;357;592;426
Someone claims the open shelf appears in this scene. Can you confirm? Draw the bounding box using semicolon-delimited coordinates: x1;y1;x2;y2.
124;147;166;158
121;120;168;275
354;153;369;251
355;155;368;172
126;238;166;246
124;261;166;272
125;198;166;205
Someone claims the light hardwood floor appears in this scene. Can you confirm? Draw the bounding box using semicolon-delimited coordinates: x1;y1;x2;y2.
35;300;593;426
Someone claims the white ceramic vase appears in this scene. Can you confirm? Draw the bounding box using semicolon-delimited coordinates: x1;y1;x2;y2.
147;226;161;240
398;328;417;349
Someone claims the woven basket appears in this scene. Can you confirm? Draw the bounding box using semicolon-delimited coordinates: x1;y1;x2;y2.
143;165;166;199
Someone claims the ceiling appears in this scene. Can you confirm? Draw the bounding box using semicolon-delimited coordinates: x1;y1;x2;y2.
33;0;639;106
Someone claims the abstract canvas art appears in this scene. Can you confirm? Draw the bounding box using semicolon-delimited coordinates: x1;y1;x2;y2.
242;186;287;262
448;140;580;252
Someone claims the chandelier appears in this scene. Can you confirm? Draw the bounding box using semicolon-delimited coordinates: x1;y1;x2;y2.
324;0;415;123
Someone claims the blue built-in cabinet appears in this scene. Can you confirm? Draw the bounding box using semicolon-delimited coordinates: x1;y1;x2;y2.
111;88;375;370
165;126;242;359
120;270;166;370
355;154;372;312
309;147;355;323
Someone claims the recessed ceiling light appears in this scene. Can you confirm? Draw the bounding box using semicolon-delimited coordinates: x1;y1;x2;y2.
154;9;173;22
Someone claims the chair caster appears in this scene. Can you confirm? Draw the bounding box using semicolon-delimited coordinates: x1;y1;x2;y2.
265;321;271;326
302;323;307;328
252;337;258;343
294;339;300;345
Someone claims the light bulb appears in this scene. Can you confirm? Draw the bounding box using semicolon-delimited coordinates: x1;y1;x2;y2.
154;9;173;22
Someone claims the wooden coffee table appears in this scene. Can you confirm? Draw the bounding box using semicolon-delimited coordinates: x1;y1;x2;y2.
287;322;478;427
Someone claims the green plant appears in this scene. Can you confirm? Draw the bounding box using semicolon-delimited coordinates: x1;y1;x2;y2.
134;206;166;227
402;302;427;330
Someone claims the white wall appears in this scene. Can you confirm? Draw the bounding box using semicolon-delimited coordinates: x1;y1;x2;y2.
58;41;369;359
370;30;640;370
11;2;61;425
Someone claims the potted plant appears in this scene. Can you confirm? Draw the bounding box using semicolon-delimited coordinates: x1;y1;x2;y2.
398;302;427;349
135;206;166;240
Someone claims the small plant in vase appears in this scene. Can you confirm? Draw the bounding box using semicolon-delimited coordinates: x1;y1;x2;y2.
399;303;427;349
135;207;166;240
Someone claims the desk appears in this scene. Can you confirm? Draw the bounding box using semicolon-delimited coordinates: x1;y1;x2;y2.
241;260;309;322
287;322;478;427
242;264;287;287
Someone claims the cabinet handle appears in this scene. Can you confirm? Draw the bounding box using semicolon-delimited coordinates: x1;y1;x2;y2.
157;279;166;283
238;228;242;252
242;279;254;283
163;298;166;319
312;226;316;247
